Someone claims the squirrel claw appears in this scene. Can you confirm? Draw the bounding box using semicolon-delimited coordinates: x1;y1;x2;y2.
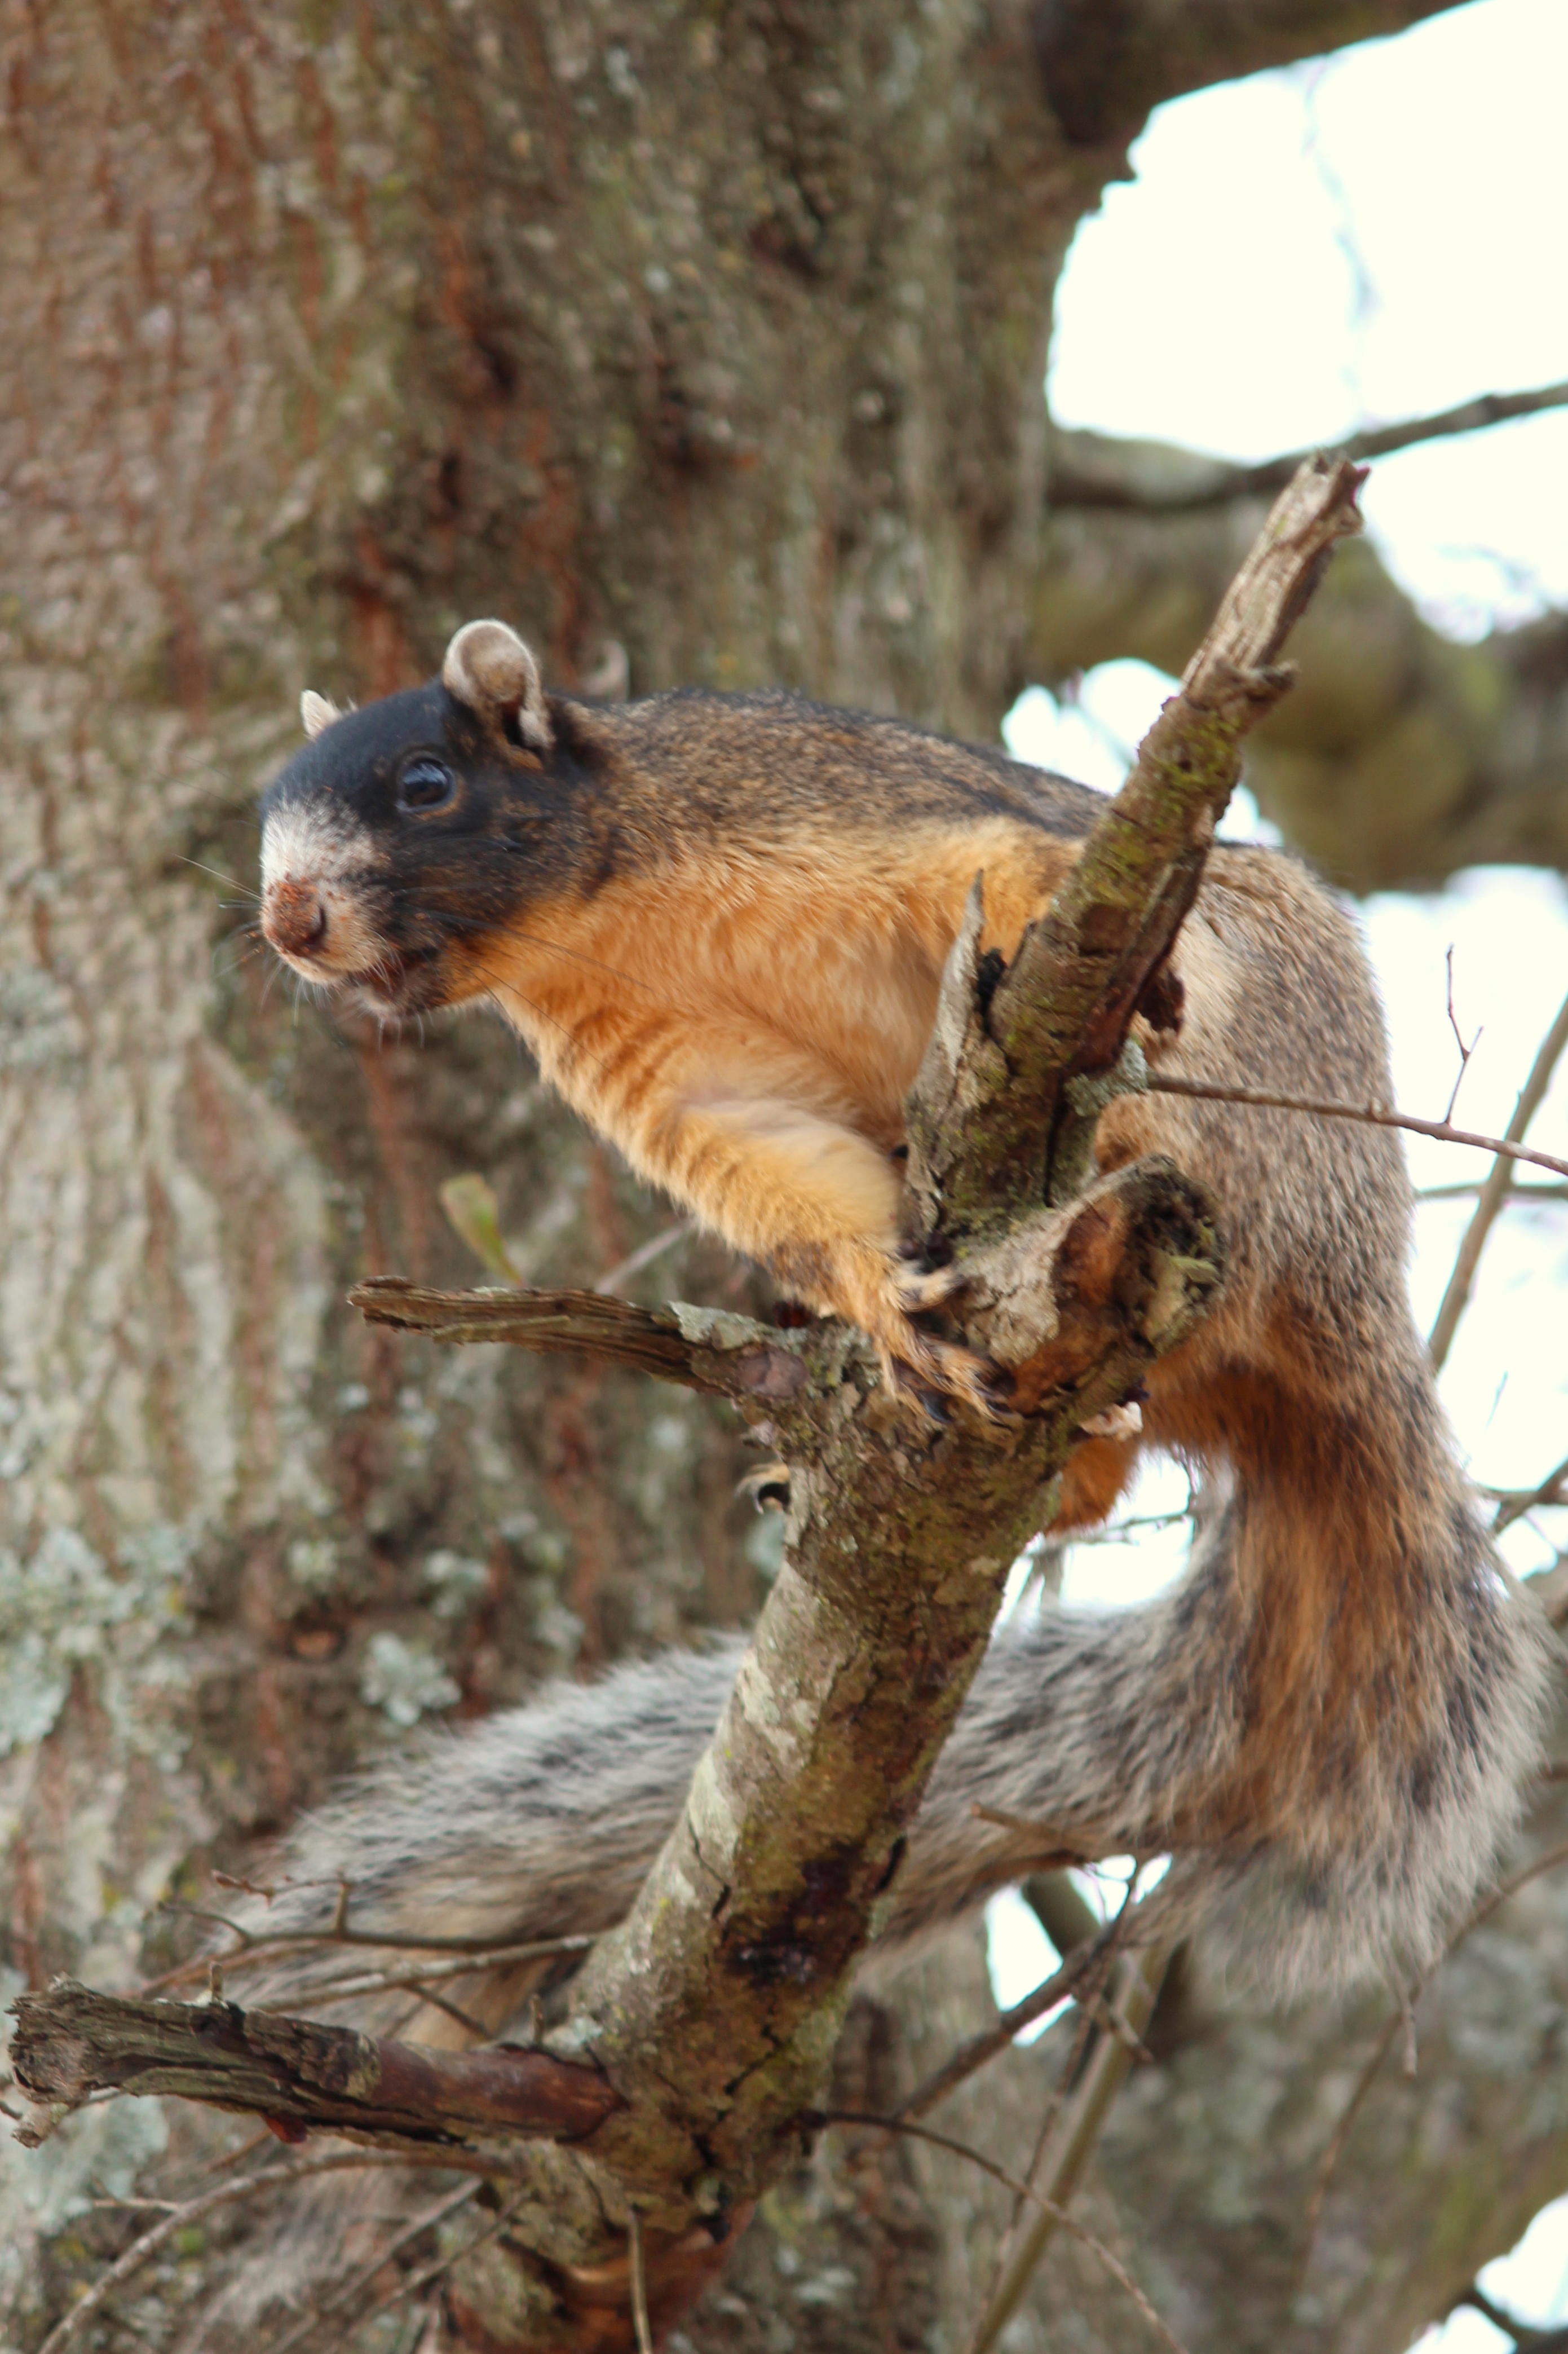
881;1328;1013;1427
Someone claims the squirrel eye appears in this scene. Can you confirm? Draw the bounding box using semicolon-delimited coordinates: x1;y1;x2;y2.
397;757;456;813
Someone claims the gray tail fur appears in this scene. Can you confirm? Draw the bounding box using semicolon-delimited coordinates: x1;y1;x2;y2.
213;1465;1551;2321
236;1478;1551;2027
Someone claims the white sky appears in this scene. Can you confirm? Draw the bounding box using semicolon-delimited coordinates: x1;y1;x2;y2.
990;3;1568;2338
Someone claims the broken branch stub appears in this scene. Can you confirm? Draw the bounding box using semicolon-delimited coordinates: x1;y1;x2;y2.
9;1981;620;2160
348;1277;815;1412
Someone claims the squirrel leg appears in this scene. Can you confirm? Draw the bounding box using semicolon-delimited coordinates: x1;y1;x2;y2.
651;1095;999;1413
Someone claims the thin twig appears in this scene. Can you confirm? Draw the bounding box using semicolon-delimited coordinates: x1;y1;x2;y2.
1416;1180;1568;1203
267;2189;529;2354
968;1801;1083;1863
215;1949;574;2011
898;1933;1116;2121
595;1220;691;1295
1429;985;1568;1370
262;2181;479;2354
1441;947;1481;1125
963;1885;1166;2354
823;2111;1191;2354
1147;1073;1568;1182
1451;2281;1568;2351
1494;1451;1568;1536
34;2154;453;2354
628;2210;655;2354
144;1925;594;1995
1046;378;1568;512
1300;1834;1568;2261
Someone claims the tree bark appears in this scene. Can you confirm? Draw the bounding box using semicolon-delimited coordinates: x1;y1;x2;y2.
685;1723;1568;2354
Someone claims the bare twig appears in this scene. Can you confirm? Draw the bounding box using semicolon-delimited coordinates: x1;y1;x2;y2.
823;2110;1191;2354
143;1920;593;1996
1146;1073;1568;1183
1417;1181;1568;1204
1441;947;1481;1125
1429;985;1568;1370
968;1802;1083;1865
1494;1452;1568;1537
207;1942;591;2011
964;1914;1170;2354
1450;2281;1568;2351
1301;1834;1568;2263
33;2154;447;2354
628;2210;655;2354
262;2180;479;2354
1047;379;1568;512
595;1220;691;1295
267;2188;530;2354
898;1934;1118;2122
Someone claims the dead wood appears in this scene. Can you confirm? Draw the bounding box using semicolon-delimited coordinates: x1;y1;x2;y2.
10;1980;619;2160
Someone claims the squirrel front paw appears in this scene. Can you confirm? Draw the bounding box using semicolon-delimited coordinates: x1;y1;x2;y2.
831;1245;1008;1421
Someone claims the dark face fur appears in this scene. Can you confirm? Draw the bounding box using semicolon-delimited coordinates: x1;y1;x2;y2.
259;621;578;1021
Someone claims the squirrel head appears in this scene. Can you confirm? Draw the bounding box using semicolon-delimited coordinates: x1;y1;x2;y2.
258;621;597;1021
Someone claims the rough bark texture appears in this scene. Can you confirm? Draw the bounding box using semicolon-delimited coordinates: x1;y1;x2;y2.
5;2;1565;2348
682;1723;1568;2354
11;1980;622;2154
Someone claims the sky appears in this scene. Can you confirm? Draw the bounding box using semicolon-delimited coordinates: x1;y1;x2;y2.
988;2;1568;2340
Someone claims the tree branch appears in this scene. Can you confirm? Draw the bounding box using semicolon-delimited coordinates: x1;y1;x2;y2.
1047;381;1568;513
1032;0;1455;145
1428;986;1568;1370
8;1981;620;2160
1028;455;1568;894
910;455;1363;1241
347;1278;815;1409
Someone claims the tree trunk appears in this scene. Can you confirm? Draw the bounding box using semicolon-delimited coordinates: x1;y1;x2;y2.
3;1;1557;2343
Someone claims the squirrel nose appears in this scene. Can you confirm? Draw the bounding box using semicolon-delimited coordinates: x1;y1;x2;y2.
263;878;328;959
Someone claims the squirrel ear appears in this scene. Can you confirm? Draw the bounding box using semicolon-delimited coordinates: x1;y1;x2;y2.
441;619;553;753
301;690;341;741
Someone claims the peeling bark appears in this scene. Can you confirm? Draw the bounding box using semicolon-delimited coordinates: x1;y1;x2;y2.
11;1981;620;2156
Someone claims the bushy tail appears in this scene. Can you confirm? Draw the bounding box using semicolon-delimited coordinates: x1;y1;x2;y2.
213;1474;1551;2323
235;1477;1551;2033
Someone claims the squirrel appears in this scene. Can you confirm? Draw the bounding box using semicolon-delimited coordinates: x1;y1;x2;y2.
251;618;1551;2038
